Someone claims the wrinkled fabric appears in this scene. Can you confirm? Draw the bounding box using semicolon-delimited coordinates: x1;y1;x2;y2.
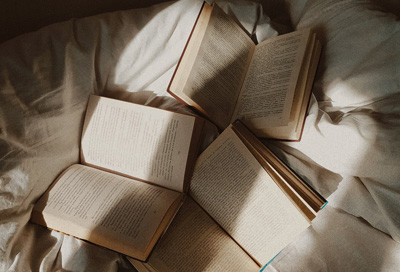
262;0;400;271
0;0;399;271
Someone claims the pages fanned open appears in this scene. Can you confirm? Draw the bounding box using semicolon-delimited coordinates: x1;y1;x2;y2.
31;95;204;261
168;2;321;141
129;121;327;271
32;3;326;267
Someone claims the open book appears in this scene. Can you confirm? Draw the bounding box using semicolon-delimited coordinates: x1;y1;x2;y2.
168;2;322;141
31;95;204;261
129;121;327;271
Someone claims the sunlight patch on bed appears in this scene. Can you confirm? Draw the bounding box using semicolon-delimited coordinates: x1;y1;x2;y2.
280;79;380;179
112;1;203;95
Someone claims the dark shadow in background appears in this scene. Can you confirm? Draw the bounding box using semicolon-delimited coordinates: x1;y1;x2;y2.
7;0;397;271
0;2;176;271
0;0;171;43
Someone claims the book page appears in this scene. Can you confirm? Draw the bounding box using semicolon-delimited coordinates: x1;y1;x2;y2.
168;2;213;101
233;29;311;127
231;121;324;221
189;126;310;265
81;95;196;192
182;4;255;129
129;197;259;272
32;164;182;260
252;37;321;140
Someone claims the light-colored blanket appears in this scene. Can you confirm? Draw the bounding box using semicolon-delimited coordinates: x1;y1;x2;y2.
1;0;399;271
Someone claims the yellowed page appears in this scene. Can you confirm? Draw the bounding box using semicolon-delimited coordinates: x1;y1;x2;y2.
231;121;322;221
81;95;196;192
128;260;154;272
189;126;310;265
252;37;321;140
182;4;255;129
168;2;213;99
233;29;311;128
129;197;259;272
32;164;182;260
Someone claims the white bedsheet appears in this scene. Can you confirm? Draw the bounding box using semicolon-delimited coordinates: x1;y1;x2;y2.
0;0;399;271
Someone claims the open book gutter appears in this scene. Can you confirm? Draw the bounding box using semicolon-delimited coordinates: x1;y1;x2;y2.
31;1;326;270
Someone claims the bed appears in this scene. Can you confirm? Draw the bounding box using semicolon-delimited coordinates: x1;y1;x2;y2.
1;0;399;271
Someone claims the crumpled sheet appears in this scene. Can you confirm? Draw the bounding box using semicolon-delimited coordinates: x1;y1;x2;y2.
0;0;399;271
261;0;400;270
